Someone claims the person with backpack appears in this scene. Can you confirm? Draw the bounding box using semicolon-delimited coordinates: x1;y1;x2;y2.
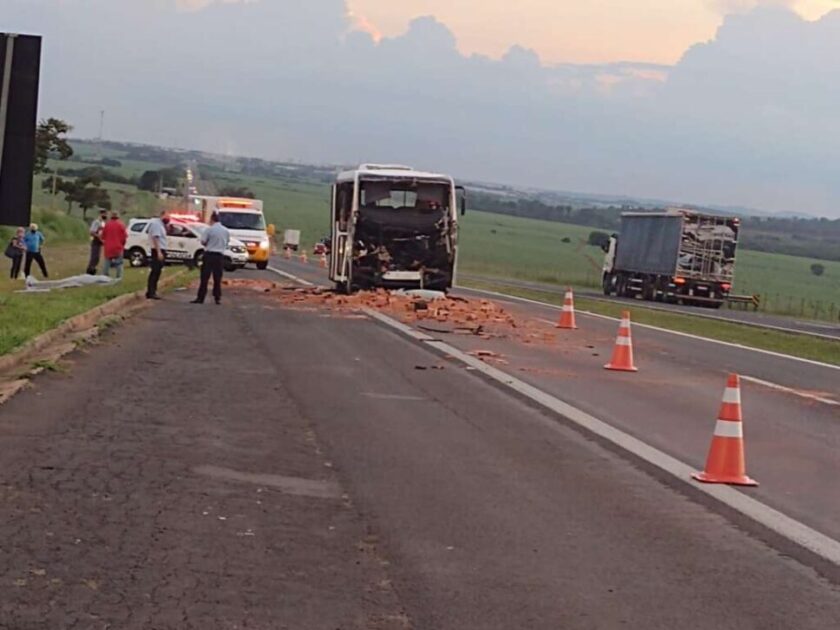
5;227;26;279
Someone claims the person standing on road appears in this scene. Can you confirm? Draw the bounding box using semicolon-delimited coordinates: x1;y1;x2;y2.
86;208;108;275
191;212;229;305
146;210;168;300
5;227;26;279
23;223;48;278
101;211;128;280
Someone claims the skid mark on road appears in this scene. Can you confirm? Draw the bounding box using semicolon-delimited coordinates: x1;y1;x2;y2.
194;465;342;499
362;392;427;401
741;375;839;407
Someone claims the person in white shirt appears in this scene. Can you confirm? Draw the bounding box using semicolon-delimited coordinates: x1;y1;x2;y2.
86;208;107;275
146;210;169;300
191;212;230;305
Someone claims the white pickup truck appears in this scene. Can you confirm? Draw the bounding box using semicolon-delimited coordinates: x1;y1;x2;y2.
125;218;249;272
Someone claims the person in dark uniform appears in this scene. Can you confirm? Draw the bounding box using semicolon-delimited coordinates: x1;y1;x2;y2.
191;212;230;305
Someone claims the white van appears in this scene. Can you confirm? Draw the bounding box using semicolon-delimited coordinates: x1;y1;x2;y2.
187;196;273;269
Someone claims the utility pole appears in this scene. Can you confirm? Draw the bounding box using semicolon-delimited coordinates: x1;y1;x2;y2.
97;109;105;160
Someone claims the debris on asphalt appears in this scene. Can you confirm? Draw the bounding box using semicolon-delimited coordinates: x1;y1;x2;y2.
223;283;570;351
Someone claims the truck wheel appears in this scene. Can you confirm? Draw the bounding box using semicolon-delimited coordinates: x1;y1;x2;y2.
602;275;613;296
128;248;147;268
642;280;655;301
256;261;268;270
616;276;627;298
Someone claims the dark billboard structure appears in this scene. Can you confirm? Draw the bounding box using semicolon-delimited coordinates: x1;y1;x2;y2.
0;33;41;227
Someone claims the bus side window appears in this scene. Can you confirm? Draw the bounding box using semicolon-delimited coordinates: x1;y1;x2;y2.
337;182;353;231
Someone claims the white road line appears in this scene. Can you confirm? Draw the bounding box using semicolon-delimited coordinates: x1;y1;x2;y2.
464;286;840;372
459;276;840;342
363;307;840;568
267;266;315;286
535;318;839;408
740;375;839;407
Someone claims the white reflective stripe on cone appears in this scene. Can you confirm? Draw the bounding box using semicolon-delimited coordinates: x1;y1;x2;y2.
615;336;632;346
714;419;744;438
562;306;573;312
722;387;741;404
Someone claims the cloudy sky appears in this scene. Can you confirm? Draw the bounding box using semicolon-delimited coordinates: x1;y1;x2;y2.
4;0;840;217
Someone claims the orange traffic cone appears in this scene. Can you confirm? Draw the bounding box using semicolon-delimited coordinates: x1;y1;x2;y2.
556;287;578;329
319;253;328;269
283;247;292;260
604;310;637;372
299;249;308;264
692;374;757;486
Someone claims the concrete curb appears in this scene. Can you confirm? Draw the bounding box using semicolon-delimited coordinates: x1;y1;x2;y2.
0;271;187;376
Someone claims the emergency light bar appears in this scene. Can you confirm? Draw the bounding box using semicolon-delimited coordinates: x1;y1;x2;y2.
218;199;255;209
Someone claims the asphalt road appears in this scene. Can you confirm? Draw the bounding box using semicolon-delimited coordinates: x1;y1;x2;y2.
458;273;840;339
269;257;840;542
2;269;840;627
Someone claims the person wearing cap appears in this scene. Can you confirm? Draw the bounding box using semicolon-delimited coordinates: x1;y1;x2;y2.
191;211;229;305
86;208;108;275
23;223;48;278
101;211;128;280
146;209;168;300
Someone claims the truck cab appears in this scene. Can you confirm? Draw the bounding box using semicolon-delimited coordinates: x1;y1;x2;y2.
329;164;466;293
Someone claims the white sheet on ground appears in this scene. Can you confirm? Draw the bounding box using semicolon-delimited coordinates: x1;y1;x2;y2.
22;274;119;292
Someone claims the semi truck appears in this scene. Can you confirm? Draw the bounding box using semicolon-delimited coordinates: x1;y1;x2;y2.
329;164;466;293
601;210;740;308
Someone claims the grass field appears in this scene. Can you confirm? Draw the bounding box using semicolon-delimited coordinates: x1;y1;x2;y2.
233;174;839;322
20;152;838;323
0;244;150;355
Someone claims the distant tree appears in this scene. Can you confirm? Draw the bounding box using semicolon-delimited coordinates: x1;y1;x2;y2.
42;174;110;217
76;185;112;220
810;263;825;276
587;230;611;249
561;237;571;243
34;118;74;173
41;176;77;213
218;185;256;199
137;168;179;192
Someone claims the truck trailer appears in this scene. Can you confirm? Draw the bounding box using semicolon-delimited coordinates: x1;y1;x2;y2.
602;210;740;308
329;164;466;293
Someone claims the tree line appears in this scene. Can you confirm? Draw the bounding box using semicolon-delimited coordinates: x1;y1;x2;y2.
469;191;840;263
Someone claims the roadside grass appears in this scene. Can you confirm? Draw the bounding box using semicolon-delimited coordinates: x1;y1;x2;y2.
0;243;192;356
463;279;840;366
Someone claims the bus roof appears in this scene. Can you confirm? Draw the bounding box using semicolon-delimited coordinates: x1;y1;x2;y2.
337;164;454;184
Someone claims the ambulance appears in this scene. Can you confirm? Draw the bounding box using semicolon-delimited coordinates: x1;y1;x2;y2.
187;195;273;269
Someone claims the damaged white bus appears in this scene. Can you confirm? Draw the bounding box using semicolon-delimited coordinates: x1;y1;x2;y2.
329;164;466;293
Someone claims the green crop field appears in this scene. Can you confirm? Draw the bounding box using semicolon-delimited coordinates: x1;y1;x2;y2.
25;151;838;322
238;177;838;321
